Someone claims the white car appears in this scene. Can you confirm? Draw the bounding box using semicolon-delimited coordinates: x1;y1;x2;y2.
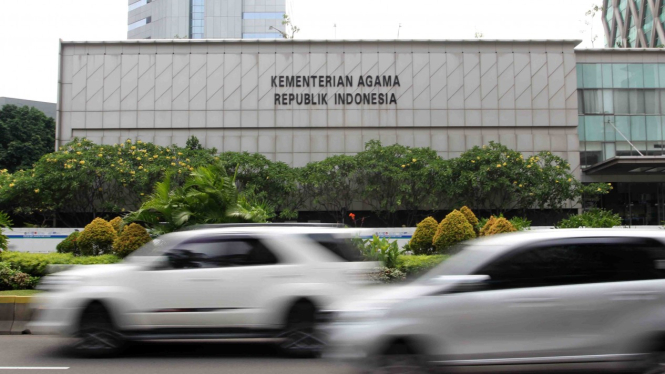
29;225;375;357
326;229;665;374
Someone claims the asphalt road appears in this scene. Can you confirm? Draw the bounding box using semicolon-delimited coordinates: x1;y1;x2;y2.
1;336;355;373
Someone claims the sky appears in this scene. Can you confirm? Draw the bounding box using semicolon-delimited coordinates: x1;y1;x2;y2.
0;0;603;103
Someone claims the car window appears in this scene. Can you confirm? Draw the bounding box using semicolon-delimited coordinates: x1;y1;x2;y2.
166;238;278;269
476;238;665;290
306;234;364;262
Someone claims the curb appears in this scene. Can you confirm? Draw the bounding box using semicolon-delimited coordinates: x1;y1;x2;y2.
0;296;32;335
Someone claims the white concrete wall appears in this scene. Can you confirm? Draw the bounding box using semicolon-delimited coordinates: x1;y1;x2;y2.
57;39;582;176
1;228;82;254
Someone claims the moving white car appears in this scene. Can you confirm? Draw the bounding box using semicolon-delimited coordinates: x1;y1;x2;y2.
29;225;375;357
326;229;665;373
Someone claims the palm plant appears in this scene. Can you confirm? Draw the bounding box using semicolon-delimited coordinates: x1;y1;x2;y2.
125;162;272;234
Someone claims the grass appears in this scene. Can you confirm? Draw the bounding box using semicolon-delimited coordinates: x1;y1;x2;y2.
0;289;41;296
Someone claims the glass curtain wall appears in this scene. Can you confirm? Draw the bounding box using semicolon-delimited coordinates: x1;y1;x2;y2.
578;63;665;167
190;0;204;39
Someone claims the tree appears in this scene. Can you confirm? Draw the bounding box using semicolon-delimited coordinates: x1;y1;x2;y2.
124;162;272;234
217;152;303;219
271;14;300;39
584;4;603;47
185;135;203;150
0;105;55;173
300;155;362;224
448;142;610;215
0;211;12;251
0;138;217;227
355;140;448;226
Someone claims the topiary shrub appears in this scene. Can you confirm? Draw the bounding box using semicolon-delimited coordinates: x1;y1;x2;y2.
56;231;80;255
109;217;123;235
112;223;152;258
486;217;517;235
409;217;438;255
78;218;117;256
432;210;476;253
396;254;448;278
479;216;497;237
459;206;479;231
0;252;121;277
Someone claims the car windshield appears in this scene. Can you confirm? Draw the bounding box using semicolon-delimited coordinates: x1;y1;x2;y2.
416;243;501;282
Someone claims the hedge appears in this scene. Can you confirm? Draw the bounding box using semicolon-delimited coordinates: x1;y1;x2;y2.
0;252;122;277
396;254;448;278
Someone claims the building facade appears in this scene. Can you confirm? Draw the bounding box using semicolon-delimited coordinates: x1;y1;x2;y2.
127;0;286;40
602;0;665;48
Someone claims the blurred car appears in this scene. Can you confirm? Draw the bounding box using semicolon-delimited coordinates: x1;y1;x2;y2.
29;225;375;357
326;229;665;373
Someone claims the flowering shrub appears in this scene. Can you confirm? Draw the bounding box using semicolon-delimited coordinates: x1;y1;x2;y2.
78;218;117;256
0;261;38;290
409;217;438;255
113;223;151;258
433;210;476;253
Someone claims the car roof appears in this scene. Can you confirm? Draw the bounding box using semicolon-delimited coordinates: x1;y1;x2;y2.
470;228;665;250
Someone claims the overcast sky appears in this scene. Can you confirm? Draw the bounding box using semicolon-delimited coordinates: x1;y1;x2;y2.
0;0;603;103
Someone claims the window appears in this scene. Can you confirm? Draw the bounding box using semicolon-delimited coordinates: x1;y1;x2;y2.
166;238;278;268
306;234;363;262
128;0;149;12
128;16;151;31
190;0;204;39
243;12;285;19
476;238;665;290
582;89;603;114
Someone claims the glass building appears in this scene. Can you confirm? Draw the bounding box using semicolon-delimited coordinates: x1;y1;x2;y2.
602;0;665;48
578;52;665;225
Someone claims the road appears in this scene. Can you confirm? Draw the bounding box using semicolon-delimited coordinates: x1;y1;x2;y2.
1;336;355;373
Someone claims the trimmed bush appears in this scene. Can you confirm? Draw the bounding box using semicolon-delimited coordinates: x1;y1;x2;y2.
432;210;476;253
486;217;517;235
113;223;151;258
56;231;80;254
0;252;121;277
78;218;117;256
409;217;438;255
459;206;479;231
396;254;448;277
556;208;622;228
109;217;123;235
479;216;497;237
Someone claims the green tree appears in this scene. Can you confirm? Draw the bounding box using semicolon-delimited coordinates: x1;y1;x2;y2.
0;138;217;226
448;142;610;215
0;105;55;173
185;135;204;150
217;152;303;219
300;155;362;224
125;162;272;234
355;140;447;226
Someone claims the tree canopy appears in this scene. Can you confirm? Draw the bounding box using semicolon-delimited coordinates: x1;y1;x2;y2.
0;105;55;173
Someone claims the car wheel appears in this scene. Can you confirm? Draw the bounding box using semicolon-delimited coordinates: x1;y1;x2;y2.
278;301;325;358
369;342;429;374
71;303;125;358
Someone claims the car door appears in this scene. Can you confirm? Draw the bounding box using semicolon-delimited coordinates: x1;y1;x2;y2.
130;235;243;328
425;240;614;362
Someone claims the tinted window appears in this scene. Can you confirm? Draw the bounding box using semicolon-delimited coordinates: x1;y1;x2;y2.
476;238;665;290
166;238;278;269
307;234;363;262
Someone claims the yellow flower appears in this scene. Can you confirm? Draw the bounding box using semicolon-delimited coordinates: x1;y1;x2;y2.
519;184;523;188
77;143;81;146
140;193;145;196
471;160;475;163
412;158;417;162
527;165;532;168
138;166;143;170
34;189;39;193
130;171;135;175
568;178;572;182
126;139;131;143
401;165;406;168
555;180;559;183
98;188;103;191
131;146;136;150
137;140;142;144
98;154;103;157
9;183;14;188
111;164;115;167
607;183;612;186
496;164;501;168
171;163;176;166
79;161;85;165
503;162;506;166
597;188;602;191
121;208;126;212
178;152;183;155
513;181;517;184
186;158;190;162
76;151;82;155
477;156;480;160
153;155;159;158
136;157;141;161
178;170;182;174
